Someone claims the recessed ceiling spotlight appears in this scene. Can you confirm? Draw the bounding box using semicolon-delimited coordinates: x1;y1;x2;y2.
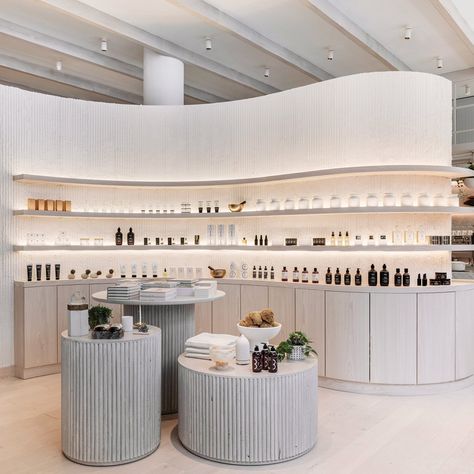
404;26;413;40
205;37;212;51
101;38;108;52
264;67;270;78
55;60;62;71
327;49;334;61
465;85;471;96
436;57;443;69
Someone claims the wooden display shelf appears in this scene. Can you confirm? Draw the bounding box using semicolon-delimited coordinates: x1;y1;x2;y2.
12;165;474;188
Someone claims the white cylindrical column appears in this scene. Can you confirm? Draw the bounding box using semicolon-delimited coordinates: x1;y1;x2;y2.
143;49;184;105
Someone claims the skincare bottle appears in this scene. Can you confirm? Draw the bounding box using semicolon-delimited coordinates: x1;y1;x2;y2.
392;226;403;245
120;264;126;278
270;266;275;280
258;265;262;279
152;263;158;278
127;227;135;245
254;235;258;246
115;227;123;246
325;267;332;284
417;273;422;286
55;264;60;280
252;346;262;373
142;263;147;278
337;231;343;246
36;264;42;281
163;267;169;278
330;231;336;246
252;265;257;278
368;235;375;246
368;264;377;286
404;226;415;245
263;266;268;279
45;264;51;281
269;346;278;373
394;268;402;286
194;234;200;245
334;268;341;285
259;235;263;246
131;264;137;278
403;268;410;287
344;231;350;246
282;266;288;282
354;235;363;246
27;264;32;282
262;343;270;370
302;267;309;283
293;267;299;283
206;201;211;213
380;264;389;286
312;267;319;284
422;273;428;286
417;227;426;244
236;335;250;365
355;268;362;286
344;268;351;285
264;235;268;246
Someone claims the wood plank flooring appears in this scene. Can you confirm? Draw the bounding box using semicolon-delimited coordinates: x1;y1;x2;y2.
0;374;473;473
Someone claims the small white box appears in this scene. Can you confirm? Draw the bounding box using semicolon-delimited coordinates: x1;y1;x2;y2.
177;287;195;296
194;286;212;298
195;280;217;296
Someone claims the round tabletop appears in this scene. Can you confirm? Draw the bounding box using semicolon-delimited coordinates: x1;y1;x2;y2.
91;289;225;306
178;353;317;378
61;326;160;343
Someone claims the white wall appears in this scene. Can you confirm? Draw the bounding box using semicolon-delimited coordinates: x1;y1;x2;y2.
0;71;453;368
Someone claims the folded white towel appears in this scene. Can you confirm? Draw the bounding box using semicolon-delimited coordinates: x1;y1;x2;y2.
185;332;238;350
185;347;210;355
184;352;211;360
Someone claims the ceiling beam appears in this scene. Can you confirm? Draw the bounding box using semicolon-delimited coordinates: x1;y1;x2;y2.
40;0;278;95
431;0;474;54
306;0;411;71
169;0;333;81
184;85;225;103
0;54;141;103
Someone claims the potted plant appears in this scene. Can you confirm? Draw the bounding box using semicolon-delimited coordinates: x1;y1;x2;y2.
276;331;317;361
88;305;112;330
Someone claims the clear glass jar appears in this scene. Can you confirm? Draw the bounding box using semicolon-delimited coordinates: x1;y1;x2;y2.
256;199;266;211
311;196;323;209
401;193;414;206
329;195;341;208
433;194;445;206
447;194;459;207
417;193;430;206
348;194;360;208
269;198;280;210
366;194;379;207
298;197;309;209
383;193;396;207
284;198;295;210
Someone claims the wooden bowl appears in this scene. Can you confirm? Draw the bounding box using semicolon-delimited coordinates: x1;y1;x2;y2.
209;268;226;278
228;201;246;212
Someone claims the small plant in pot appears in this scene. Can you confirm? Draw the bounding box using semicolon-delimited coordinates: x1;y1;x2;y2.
276;331;317;361
88;305;112;330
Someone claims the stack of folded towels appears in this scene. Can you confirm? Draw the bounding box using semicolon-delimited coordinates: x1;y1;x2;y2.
140;287;177;301
184;332;238;360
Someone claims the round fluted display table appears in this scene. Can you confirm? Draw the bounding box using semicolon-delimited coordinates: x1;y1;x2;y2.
92;290;225;415
61;327;161;466
178;355;318;465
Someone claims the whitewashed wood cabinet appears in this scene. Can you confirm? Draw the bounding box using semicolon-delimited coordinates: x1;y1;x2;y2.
268;286;295;342
325;291;370;383
195;302;212;334
455;290;474;380
212;283;241;335
240;284;268;316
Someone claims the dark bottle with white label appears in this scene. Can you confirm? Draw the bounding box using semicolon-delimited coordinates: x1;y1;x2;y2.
268;346;278;373
115;227;123;246
263;266;268;279
302;267;309;283
326;267;332;284
394;268;402;286
252;346;262;373
281;266;288;282
344;268;351;285
380;264;389;286
127;227;135;246
312;267;319;284
261;343;270;370
422;273;428;286
293;267;299;282
368;264;377;286
334;268;342;285
355;268;362;286
258;265;262;279
252;265;257;279
403;268;410;287
270;266;275;280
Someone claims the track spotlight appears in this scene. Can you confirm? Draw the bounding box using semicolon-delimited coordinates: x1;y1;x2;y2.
205;37;212;51
465;85;471;96
55;60;62;71
327;49;334;60
264;67;270;78
404;27;412;40
101;38;108;52
436;57;443;69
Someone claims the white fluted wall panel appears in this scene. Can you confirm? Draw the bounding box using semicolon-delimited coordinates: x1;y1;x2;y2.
61;328;161;466
178;356;318;465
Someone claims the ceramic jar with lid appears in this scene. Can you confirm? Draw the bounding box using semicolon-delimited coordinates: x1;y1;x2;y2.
256;199;266;211
418;193;431;207
366;194;379;207
348;194;360;208
329;195;341;208
401;193;414;206
298;197;309;209
311;196;323;208
383;193;396;207
433;194;445;206
447;194;459;207
269;198;280;210
284;198;295;210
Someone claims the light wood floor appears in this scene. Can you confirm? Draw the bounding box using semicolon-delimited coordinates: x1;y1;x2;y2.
1;374;474;474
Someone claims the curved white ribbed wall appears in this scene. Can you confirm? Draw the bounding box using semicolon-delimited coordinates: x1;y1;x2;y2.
0;71;453;368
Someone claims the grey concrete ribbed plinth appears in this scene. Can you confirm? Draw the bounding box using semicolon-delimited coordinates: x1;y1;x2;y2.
178;355;318;465
124;304;195;415
61;327;161;466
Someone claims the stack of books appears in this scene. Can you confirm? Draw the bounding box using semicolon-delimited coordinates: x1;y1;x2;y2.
107;282;141;300
140;287;177;301
141;280;179;289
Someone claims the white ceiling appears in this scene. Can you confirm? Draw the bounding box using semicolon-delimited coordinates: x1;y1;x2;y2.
0;0;472;104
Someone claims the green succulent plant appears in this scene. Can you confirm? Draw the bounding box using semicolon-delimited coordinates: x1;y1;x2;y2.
88;305;112;329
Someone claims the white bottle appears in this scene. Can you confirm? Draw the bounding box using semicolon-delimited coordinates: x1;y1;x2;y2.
405;227;415;245
236;335;250;364
392;226;403;245
417;227;426;244
67;291;89;337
